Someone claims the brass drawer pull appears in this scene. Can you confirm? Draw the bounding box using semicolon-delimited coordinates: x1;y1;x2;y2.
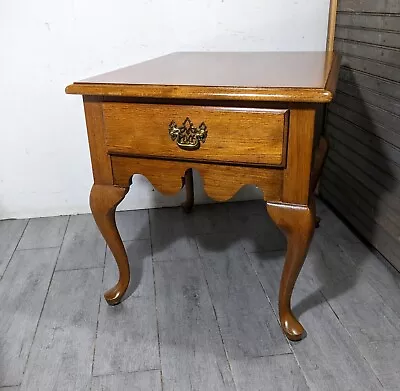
168;117;207;151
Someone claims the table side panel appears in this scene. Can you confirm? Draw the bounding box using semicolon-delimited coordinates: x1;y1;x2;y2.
282;107;317;205
110;156;283;203
83;98;113;184
102;103;288;167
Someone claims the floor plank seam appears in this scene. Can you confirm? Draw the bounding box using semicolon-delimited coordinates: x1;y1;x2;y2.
245;249;285;256
197;255;239;391
319;289;385;389
148;209;164;391
152;257;199;264
89;240;108;389
91;367;161;379
245;250;313;389
19;215;71;382
249;352;294;359
0;218;29;282
54;266;105;273
245;251;282;329
14;245;63;251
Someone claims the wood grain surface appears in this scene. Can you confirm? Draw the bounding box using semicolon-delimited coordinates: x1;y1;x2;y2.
110;156;283;203
103;103;288;167
66;52;340;103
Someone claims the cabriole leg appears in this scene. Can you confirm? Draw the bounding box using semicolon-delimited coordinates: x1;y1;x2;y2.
90;184;129;305
267;199;316;340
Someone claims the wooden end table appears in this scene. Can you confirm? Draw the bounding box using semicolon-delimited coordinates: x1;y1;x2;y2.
66;52;340;341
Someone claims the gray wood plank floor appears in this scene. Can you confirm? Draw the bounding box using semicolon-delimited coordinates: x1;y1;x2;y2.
0;200;398;390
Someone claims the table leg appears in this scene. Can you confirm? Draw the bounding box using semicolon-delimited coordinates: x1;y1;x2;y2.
182;168;194;213
311;136;329;228
266;199;316;341
90;184;130;305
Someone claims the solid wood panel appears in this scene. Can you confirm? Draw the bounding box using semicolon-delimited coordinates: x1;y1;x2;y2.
335;39;400;65
282;108;316;204
341;54;400;83
336;12;400;31
327;0;338;52
327;112;400;165
83;98;113;184
337;79;400;115
324;50;342;96
328;102;400;147
336;27;400;49
339;67;400;99
103;103;288;167
111;156;283;202
66;52;340;103
338;0;400;13
79;52;332;88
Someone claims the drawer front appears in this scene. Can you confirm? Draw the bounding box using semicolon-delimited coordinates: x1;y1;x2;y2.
103;103;289;167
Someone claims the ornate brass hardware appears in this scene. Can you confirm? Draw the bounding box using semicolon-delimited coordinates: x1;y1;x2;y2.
168;117;207;151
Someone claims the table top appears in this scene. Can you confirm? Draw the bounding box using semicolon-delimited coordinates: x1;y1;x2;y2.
66;51;340;103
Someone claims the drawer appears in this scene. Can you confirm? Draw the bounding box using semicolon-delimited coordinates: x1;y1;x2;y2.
103;103;289;167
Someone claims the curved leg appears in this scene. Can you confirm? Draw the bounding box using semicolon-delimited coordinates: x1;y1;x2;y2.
266;199;316;341
182;168;194;213
90;184;129;305
311;136;329;228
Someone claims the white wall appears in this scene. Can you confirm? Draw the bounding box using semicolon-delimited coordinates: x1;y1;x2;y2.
0;0;330;219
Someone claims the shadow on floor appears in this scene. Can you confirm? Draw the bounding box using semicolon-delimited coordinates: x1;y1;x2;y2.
115;196;379;324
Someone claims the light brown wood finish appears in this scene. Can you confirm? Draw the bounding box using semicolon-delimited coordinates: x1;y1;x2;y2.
267;200;316;340
182;169;194;213
90;184;129;305
103;103;288;167
66;52;340;103
282;108;316;205
311;136;329;193
326;0;338;52
110;156;283;202
67;51;340;341
83;98;113;184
